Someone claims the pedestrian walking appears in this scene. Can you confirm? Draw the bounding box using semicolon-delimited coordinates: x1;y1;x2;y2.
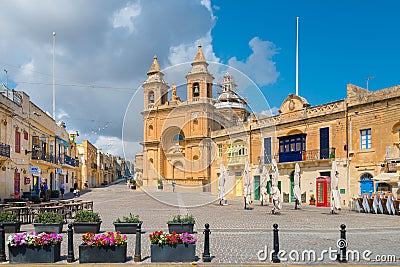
60;181;65;199
172;180;176;192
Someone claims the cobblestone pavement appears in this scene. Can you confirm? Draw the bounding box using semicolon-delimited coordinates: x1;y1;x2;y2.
8;179;400;265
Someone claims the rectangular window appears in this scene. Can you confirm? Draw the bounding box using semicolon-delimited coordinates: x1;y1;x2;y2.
218;144;222;157
360;129;372;149
24;131;28;140
15;131;21;153
263;137;272;164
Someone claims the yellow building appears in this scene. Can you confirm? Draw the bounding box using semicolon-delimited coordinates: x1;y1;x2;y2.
76;140;98;188
138;45;400;206
0;88;77;199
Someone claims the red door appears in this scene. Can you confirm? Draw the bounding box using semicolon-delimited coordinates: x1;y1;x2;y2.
14;172;21;198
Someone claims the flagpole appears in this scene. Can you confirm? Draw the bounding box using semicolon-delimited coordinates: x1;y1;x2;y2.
52;31;56;120
295;17;299;96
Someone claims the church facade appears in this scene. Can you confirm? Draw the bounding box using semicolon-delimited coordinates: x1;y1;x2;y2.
139;45;400;206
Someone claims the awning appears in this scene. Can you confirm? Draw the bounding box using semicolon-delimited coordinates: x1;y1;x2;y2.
372;172;399;182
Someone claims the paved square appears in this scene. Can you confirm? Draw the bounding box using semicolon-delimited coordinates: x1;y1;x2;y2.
12;180;400;265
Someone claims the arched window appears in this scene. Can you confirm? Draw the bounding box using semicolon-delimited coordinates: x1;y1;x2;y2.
148;91;154;104
193;155;199;160
173;134;184;141
192;83;200;97
360;173;373;180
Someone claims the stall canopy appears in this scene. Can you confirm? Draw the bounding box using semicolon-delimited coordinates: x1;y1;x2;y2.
372;173;399;184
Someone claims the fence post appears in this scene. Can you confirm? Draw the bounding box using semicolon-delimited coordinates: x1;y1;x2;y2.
272;223;280;263
202;223;211;262
134;223;141;262
67;224;75;262
0;224;6;262
338;224;347;263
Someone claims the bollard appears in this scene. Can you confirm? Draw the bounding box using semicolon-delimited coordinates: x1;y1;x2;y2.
272;224;280;263
0;224;6;262
338;224;347;263
67;224;75;262
134;223;141;262
202;223;211;262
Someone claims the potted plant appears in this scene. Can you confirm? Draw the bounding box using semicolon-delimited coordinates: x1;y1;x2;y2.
309;194;316;205
33;212;64;233
79;232;127;263
0;211;21;233
7;232;63;263
150;231;196;262
130;179;137;190
73;210;102;233
167;214;195;234
113;213;142;234
157;179;163;190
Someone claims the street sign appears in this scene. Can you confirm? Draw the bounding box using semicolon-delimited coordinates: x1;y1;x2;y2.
29;166;40;176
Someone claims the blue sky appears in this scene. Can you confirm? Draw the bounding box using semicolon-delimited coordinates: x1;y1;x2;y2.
211;0;400;108
0;0;399;157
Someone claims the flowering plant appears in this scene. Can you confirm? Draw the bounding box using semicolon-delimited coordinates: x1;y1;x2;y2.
82;232;127;246
149;231;197;247
7;232;63;247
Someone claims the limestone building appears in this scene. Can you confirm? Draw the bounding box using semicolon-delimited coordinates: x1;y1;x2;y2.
139;45;400;205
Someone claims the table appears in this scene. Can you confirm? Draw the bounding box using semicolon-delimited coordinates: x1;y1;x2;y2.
80;201;93;211
3;206;31;224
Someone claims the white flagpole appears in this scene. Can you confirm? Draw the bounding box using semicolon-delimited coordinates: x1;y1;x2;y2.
52;31;56;120
296;17;299;96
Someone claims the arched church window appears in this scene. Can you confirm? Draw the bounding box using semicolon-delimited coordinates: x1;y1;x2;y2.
173;134;184;141
193;83;200;97
148;91;154;104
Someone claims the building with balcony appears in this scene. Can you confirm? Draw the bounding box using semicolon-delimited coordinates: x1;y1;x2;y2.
0;87;76;199
137;45;400;206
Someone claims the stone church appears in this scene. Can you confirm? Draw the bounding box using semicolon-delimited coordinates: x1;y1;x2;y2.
140;45;249;190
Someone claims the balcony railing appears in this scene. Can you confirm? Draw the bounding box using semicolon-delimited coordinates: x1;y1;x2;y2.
228;155;247;165
0;143;10;158
385;145;400;160
258;148;336;164
64;155;76;167
31;151;56;164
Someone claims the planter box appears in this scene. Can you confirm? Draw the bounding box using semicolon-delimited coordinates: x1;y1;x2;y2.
167;223;194;234
79;244;127;263
158;185;163;190
73;222;101;233
34;223;63;233
113;222;142;234
130;185;137;190
151;244;196;262
1;222;21;233
9;243;61;263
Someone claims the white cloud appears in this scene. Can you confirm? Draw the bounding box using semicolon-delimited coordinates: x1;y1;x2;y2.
168;32;219;66
261;106;280;116
228;37;280;86
0;0;215;157
112;1;141;33
94;135;123;156
57;109;69;120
